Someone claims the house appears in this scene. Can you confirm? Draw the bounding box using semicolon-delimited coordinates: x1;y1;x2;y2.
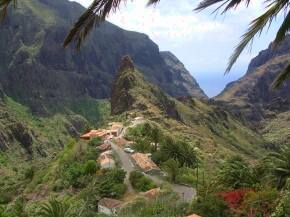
131;152;160;173
109;122;124;137
143;188;160;199
97;143;112;152
99;157;115;169
134;116;144;121
98;198;123;216
80;129;109;140
187;214;202;217
100;150;113;158
114;137;133;148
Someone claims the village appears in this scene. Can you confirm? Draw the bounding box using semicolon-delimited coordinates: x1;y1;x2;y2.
80;117;197;217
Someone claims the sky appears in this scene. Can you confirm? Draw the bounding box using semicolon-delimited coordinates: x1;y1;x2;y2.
72;0;282;97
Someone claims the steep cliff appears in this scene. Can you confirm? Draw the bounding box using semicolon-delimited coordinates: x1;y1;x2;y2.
0;0;206;115
216;37;290;122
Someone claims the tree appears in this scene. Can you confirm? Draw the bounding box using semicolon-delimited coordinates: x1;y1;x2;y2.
162;159;180;183
268;146;290;189
242;188;278;217
37;199;73;217
160;138;198;168
129;171;157;192
217;156;256;189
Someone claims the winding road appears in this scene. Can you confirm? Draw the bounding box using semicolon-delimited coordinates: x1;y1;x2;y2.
106;137;196;202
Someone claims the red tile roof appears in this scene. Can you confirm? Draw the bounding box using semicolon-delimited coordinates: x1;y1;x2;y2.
80;129;108;139
97;143;111;151
187;214;202;217
114;138;132;147
144;188;160;199
131;153;160;172
98;198;122;209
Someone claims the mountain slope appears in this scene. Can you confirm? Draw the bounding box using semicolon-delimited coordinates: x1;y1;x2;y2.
111;56;266;160
216;37;290;123
0;0;206;115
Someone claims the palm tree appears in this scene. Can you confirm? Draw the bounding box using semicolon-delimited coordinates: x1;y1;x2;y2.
37;198;73;217
162;159;180;183
268;145;290;189
1;0;290;86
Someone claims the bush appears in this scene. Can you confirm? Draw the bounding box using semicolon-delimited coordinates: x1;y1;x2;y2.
191;194;230;217
129;171;157;192
23;167;34;180
88;137;102;146
84;160;97;175
62;162;84;188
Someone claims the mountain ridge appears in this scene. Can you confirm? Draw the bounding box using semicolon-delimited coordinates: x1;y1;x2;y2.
0;0;207;116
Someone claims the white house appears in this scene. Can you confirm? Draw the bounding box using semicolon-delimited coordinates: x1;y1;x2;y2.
98;198;123;216
99;156;116;169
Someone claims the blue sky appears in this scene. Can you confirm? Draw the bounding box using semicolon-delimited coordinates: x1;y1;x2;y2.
72;0;282;97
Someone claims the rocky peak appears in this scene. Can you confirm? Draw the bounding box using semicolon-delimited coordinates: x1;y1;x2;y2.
111;56;180;119
216;37;290;123
246;35;290;74
119;55;135;72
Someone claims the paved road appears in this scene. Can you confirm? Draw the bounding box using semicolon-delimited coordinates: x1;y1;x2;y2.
107;140;135;193
146;174;196;202
107;139;196;202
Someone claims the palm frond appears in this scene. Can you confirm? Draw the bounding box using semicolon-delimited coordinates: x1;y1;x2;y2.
64;0;161;48
225;0;289;73
272;63;290;88
0;0;17;21
146;0;160;6
195;0;250;13
64;0;125;49
274;10;290;45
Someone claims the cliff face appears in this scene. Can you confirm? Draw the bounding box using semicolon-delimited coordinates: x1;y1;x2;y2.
0;0;206;114
216;37;290;122
111;56;180;120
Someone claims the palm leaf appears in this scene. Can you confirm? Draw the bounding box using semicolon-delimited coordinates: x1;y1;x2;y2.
272;63;290;88
64;0;161;48
195;0;251;13
274;10;290;45
225;0;289;73
0;0;17;21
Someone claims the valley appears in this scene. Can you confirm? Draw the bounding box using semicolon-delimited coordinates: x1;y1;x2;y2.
0;0;289;216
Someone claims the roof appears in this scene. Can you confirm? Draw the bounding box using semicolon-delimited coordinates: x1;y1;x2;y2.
114;138;132;147
111;123;123;130
99;157;115;166
187;214;202;217
131;153;160;172
80;129;108;139
144;188;160;199
97;143;111;151
98;198;122;209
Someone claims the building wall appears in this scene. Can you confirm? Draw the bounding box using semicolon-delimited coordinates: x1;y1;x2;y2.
98;205;113;216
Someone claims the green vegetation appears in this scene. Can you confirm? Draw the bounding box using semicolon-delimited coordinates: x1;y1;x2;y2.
119;189;189;217
70;98;110;127
129;171;157;192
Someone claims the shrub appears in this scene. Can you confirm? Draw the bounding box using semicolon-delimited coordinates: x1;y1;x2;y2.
23;166;34;180
83;160;97;175
191;194;230;217
129;171;157;192
62;162;84;188
88;137;102;146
